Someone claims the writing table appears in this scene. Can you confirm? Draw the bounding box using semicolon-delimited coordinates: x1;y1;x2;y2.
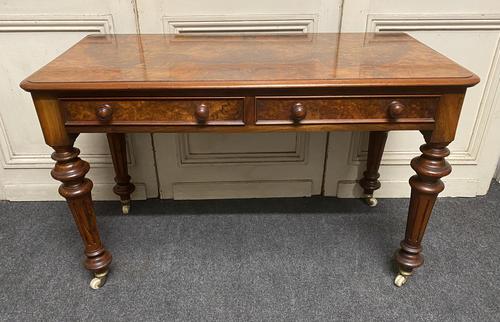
20;33;479;289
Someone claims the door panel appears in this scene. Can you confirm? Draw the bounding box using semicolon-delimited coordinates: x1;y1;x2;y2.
326;2;500;197
139;0;341;199
138;0;341;33
154;132;327;199
0;2;158;200
3;1;494;201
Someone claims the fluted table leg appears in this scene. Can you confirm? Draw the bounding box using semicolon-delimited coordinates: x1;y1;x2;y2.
33;94;113;289
394;139;451;287
51;143;112;289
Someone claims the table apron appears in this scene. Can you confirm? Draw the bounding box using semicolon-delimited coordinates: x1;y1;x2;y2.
59;94;439;133
64;122;435;134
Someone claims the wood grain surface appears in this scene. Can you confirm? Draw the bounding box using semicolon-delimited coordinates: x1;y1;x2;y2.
20;33;479;91
21;33;480;288
61;97;245;126
255;96;438;125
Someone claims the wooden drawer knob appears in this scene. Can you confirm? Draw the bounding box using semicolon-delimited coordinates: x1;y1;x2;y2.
96;104;113;122
291;102;307;122
388;101;405;119
195;103;209;123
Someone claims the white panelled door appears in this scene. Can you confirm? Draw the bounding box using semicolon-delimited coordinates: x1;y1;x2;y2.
137;0;343;199
1;1;498;201
325;0;500;197
0;1;158;200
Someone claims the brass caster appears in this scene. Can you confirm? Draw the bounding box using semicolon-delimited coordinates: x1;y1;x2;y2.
394;270;412;287
121;200;130;215
363;194;378;207
90;270;108;290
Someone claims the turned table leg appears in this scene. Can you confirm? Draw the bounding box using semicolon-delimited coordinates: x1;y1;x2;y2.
51;140;112;289
359;131;388;207
33;94;112;289
394;137;452;287
107;133;135;214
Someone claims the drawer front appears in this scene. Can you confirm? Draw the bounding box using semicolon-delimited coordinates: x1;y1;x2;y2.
255;96;439;125
60;98;245;126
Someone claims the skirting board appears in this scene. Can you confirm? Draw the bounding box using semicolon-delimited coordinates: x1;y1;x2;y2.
3;179;480;201
335;178;479;198
171;180;313;200
4;183;147;201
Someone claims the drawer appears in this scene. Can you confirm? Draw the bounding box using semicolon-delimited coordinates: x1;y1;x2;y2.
255;96;439;125
60;97;245;126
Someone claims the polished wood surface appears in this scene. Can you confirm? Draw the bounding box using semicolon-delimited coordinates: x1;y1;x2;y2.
33;94;112;277
255;96;438;125
51;141;112;274
61;97;245;126
106;133;135;205
395;132;452;275
359;131;388;196
20;33;478;91
21;33;479;288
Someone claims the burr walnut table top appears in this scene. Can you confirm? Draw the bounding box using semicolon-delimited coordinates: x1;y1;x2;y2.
21;33;478;91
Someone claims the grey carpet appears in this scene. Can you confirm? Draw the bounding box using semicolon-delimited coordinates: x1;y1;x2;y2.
0;182;499;322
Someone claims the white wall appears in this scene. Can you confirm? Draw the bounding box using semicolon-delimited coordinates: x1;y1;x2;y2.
0;0;498;201
138;0;342;199
496;161;500;183
327;0;500;197
0;1;158;201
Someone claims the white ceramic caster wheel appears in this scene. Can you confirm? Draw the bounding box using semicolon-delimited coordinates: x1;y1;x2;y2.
364;195;378;207
122;204;130;215
394;270;412;287
121;200;131;215
394;274;407;287
90;271;108;289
